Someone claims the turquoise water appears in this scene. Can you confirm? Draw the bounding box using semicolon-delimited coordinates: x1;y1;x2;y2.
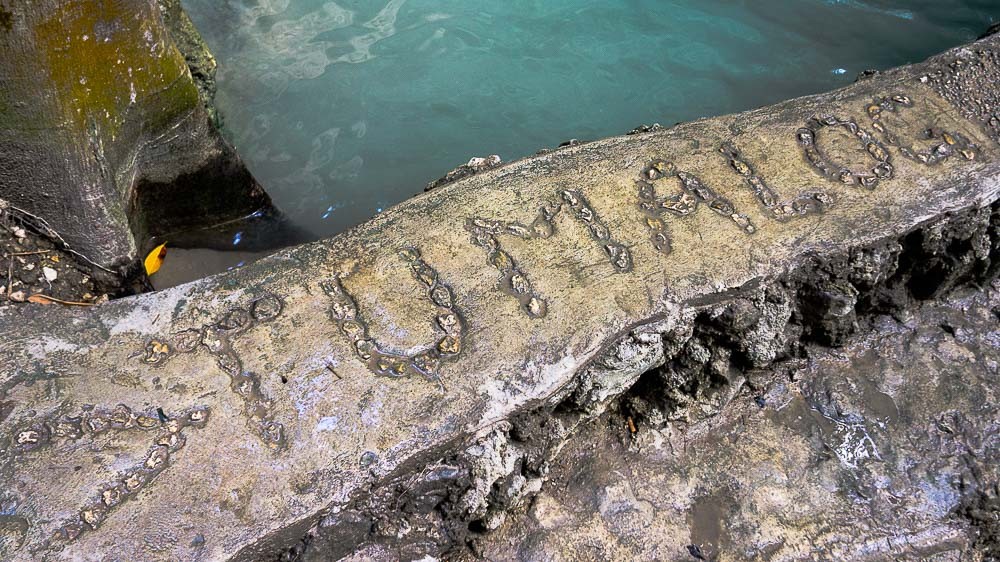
181;0;996;240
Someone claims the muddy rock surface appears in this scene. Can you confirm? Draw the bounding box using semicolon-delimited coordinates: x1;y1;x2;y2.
473;282;1000;561
1;32;1000;562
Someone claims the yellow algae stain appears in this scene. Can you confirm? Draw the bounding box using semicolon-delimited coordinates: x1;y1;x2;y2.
33;0;199;138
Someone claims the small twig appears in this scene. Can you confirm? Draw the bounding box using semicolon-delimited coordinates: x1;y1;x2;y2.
325;362;342;381
4;250;51;257
6;204;115;275
27;294;95;307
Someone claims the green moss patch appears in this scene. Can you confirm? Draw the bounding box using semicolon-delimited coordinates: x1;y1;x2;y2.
33;0;199;138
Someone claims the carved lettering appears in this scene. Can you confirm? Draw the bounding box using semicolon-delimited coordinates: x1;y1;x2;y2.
51;406;209;547
559;189;633;273
142;295;286;450
867;94;979;164
323;248;464;388
719;143;834;220
637;160;756;256
465;204;556;319
3;405;209;549
797;115;893;188
466;188;632;318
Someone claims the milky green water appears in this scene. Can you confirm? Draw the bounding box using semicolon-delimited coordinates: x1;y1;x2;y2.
181;0;996;242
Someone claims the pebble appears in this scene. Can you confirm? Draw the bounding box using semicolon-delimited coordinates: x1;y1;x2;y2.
2;213;101;306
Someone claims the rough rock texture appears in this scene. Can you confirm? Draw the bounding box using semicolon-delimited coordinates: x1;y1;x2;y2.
425;156;503;192
334;200;998;561
923;42;1000;145
2;33;1000;561
475;283;1000;561
155;0;219;127
0;0;275;281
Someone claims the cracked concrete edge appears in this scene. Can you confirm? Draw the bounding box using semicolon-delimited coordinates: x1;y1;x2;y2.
1;33;1000;561
318;198;998;560
467;282;1000;561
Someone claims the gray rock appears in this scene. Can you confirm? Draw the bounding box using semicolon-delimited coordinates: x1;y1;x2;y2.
474;282;1000;561
0;0;277;283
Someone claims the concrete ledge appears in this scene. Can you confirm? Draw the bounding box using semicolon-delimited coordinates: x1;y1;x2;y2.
2;34;1000;561
472;284;1000;561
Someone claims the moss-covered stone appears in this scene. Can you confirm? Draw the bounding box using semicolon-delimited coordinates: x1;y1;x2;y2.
0;0;276;283
156;0;220;127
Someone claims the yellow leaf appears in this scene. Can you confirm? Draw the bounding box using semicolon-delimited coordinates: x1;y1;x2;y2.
144;243;167;276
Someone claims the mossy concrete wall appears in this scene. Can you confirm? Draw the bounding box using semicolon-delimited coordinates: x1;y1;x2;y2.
0;0;273;279
1;32;999;561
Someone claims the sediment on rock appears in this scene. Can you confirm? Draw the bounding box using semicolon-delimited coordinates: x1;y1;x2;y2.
618;200;998;427
0;200;133;304
473;282;1000;560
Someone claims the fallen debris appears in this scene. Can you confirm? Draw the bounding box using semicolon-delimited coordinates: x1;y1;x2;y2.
424;155;503;191
1;202;111;308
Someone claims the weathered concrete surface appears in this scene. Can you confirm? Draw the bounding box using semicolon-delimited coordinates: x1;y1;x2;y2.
471;283;1000;561
0;0;275;279
1;33;1000;561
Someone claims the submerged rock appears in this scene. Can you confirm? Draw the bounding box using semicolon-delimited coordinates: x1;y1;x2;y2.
0;0;277;284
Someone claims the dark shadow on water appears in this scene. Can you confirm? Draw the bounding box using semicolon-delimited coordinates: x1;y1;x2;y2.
147;207;313;289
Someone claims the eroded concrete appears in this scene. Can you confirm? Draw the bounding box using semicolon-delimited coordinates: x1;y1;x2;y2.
1;33;1000;561
473;282;1000;561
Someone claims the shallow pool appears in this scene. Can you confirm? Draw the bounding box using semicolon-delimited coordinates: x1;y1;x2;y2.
181;0;995;242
